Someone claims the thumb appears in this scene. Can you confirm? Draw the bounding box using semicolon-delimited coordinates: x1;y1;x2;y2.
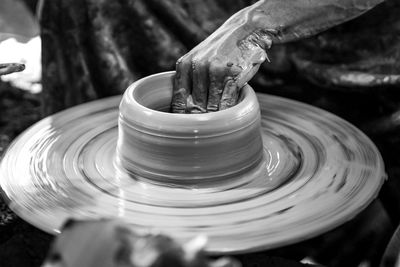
236;48;268;88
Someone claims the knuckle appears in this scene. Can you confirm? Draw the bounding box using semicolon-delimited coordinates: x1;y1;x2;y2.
176;55;192;70
191;57;208;72
176;57;183;66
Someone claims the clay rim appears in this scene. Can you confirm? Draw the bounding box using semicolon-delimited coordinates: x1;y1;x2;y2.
119;71;260;137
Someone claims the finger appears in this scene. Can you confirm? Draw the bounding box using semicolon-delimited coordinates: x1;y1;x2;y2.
236;63;262;88
171;56;192;113
236;48;266;88
190;59;209;113
206;61;226;112
186;95;206;114
220;78;239;110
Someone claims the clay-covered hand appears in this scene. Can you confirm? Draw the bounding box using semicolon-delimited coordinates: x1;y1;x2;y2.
172;16;272;113
171;0;383;113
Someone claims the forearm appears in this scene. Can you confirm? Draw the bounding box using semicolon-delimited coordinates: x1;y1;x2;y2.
206;0;384;53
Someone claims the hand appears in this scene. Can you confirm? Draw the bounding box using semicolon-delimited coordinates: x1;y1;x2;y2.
171;19;272;113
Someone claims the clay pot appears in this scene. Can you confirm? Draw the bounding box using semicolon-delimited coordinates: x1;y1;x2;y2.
117;71;263;184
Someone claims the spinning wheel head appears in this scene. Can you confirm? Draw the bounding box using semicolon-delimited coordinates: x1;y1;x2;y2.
0;72;385;254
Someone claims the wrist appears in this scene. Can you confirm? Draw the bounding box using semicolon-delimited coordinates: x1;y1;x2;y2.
218;3;274;52
239;28;273;51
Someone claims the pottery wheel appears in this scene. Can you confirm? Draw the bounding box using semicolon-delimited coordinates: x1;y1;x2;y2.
0;93;385;254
